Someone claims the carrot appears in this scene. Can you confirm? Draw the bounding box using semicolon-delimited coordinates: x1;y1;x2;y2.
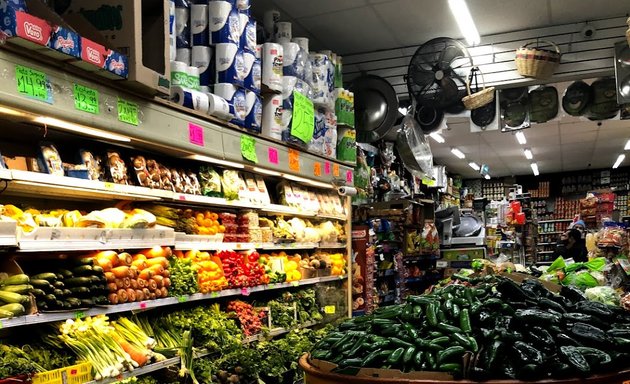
163;247;173;258
131;259;148;270
104;272;116;283
115;336;148;366
115;278;124;290
137;278;147;288
162;269;170;278
138;269;153;280
147;279;158;291
152;275;164;289
149;293;156;300
117;289;128;303
111;266;130;279
108;293;119;304
126;288;136;302
117;252;132;267
173;250;185;259
160;287;168;298
132;253;147;262
146;257;168;268
142;288;151;298
147;264;164;276
129;267;138;279
107;282;118;292
135;289;144;301
154;288;162;298
94;250;118;263
162;277;171;288
141;246;166;259
130;279;138;290
97;258;114;271
122;277;131;289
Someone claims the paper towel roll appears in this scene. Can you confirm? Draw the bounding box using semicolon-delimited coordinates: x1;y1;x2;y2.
214;83;247;125
275;21;292;43
187;66;201;90
171;86;210;112
262;42;283;92
192;45;213;87
281;42;302;78
191;4;209;46
241;18;257;53
236;0;250;13
338;186;357;196
200;85;211;93
241;51;255;91
238;13;248;41
255;44;262;59
245;90;262;133
209;1;240;44
170;60;189;87
169;0;176;61
205;92;232;119
176;48;191;65
263;10;280;41
215;42;243;86
262;94;283;140
245;57;261;93
175;1;190;48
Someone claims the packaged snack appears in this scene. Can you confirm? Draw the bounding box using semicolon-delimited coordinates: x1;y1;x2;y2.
261;227;273;242
131;155;151;187
250;227;262;243
171;168;185;193
243;173;261;205
107;151;129;184
237;173;250;202
145;159;163;189
308;191;320;213
39;142;64;176
221;170;241;200
80;150;102;181
199;166;223;197
238;210;259;227
255;175;271;205
159;164;174;191
277;182;295;207
188;171;202;195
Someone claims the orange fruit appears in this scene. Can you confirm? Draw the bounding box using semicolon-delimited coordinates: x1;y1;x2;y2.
208;227;217;235
210;213;219;221
195;213;205;225
218;225;226;233
202;218;213;227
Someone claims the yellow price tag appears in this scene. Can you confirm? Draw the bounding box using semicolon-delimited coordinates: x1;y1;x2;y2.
104;182;115;190
324;305;335;314
291;281;299;287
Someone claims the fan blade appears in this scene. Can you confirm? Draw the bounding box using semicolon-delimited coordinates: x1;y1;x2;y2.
410;70;435;88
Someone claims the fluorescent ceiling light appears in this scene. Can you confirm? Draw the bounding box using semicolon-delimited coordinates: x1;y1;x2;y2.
524;148;533;160
251;166;282;177
187;154;245;169
531;162;539;176
484;174;491;180
515;131;527;145
625;140;630;150
468;162;480;171
430;132;445;143
448;0;480;46
33;116;131;142
451;148;465;159
613;154;626;169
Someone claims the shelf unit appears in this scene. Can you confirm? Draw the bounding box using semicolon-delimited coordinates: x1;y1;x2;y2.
538;219;573;223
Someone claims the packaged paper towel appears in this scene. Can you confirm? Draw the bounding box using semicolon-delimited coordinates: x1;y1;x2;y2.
209;1;240;44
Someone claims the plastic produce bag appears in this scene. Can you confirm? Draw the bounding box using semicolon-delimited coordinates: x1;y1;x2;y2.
585;286;620;306
562;270;599;289
199;166;222;197
547;256;566;272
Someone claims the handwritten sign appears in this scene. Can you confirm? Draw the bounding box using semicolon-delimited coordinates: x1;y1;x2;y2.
324;162;331;175
313;162;322;177
333;164;340;177
117;98;139;126
16;65;51;103
268;147;279;164
346;170;353;184
290;91;314;143
188;123;204;146
324;305;336;314
73;84;99;114
288;149;300;172
241;135;258;163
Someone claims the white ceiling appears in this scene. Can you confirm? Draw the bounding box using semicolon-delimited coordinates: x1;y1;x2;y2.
251;0;630;178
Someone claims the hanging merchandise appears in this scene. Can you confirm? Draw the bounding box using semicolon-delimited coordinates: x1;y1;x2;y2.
562;80;593;116
337;126;357;163
396;113;433;177
500;86;530;130
351;75;398;143
462;67;495;110
528;85;558;123
586;77;620;121
515;40;562;79
614;41;630;105
414;104;443;134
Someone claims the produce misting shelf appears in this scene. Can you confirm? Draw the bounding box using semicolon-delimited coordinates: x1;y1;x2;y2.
0;275;346;329
173;238;341;251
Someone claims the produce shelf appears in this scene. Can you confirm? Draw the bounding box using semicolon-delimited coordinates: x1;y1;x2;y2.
260;242;319;250
317;243;348;249
538;219;573;223
539;231;563;235
536;242;556;246
0;275;346;329
83;356;180;384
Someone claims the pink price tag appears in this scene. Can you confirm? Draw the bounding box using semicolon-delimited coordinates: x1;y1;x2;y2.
178;194;186;201
324;162;331;175
139;302;147;309
188;123;204;146
346;170;353;184
268;147;279;164
241;287;250;296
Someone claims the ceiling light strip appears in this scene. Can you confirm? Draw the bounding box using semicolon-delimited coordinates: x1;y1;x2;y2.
447;0;480;46
451;148;466;159
613;154;625;169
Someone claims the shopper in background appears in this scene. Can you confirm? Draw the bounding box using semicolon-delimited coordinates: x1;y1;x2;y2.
560;228;588;262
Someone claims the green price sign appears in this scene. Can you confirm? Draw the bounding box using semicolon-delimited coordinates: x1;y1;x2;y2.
73;84;99;114
117;98;139;126
290;91;314;144
16;65;52;103
240;135;258;163
177;296;188;303
75;311;86;319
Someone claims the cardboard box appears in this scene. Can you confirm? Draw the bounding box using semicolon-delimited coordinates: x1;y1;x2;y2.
0;3;51;49
45;25;81;61
56;0;170;94
73;36;106;71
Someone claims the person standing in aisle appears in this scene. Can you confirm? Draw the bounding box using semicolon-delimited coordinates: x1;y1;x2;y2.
560;228;588;262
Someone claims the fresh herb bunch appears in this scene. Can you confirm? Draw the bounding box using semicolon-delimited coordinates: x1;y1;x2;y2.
169;257;199;296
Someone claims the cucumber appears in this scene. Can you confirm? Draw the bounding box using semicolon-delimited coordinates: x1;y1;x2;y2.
43;294;57;304
31;288;46;297
65;298;82;308
30;273;57;282
92;266;104;274
0;284;33;294
64;277;91;287
55;269;73;279
55;274;64;281
53;300;64;309
53;289;65;298
0;309;14;318
89;276;101;285
94;296;108;305
62;289;72;297
73;258;94;266
0;291;29;304
80;298;94;307
30;279;54;291
0;274;30;286
72;265;94;276
69;287;90;295
0;303;25;316
52;281;65;289
36;301;48;311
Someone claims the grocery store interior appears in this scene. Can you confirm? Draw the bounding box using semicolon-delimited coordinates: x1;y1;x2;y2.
1;0;630;383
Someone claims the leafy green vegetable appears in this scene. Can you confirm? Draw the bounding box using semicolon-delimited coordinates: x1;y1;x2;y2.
169;258;198;296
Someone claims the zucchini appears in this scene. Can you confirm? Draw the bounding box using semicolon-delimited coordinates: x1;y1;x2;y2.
30;273;57;282
0;309;14;318
94;296;108;305
65;298;82;308
30;279;54;291
55;273;64;281
55;269;73;279
74;257;94;266
64;277;91;287
31;288;46;297
0;284;33;294
53;289;65;298
52;281;65;289
0;303;25;316
43;294;57;303
0;274;30;286
0;291;29;304
72;265;94;276
69;286;90;295
92;266;104;274
80;298;94;307
36;301;48;311
89;276;101;284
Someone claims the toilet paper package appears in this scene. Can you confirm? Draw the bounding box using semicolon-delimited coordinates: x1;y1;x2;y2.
245;91;262;133
310;53;332;105
293;37;312;85
215;43;245;87
262;42;283;92
191;4;209;46
175;0;191;48
205;92;233;120
323;110;338;158
337;126;357;163
263;10;280;42
209;1;240;45
169;0;176;61
214;83;247;126
200;85;211;93
171;60;189;87
240;18;257;53
171;86;210;112
235;0;250;14
262;94;283;140
242;51;260;93
275;21;292;43
176;48;191;65
187;66;201;90
308;108;327;155
192;45;214;87
281;42;305;80
281;77;312;147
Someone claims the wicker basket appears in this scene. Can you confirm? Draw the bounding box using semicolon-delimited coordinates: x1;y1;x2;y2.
515;40;561;79
626;17;630;46
462;68;495;110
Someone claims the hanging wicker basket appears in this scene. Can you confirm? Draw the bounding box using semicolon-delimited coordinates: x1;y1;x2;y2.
462;67;495;110
626;17;630;47
514;40;561;79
